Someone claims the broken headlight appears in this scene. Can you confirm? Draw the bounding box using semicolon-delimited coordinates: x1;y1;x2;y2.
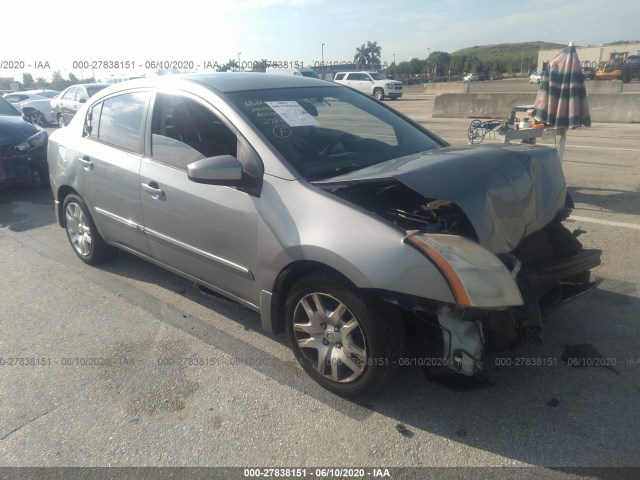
15;130;47;152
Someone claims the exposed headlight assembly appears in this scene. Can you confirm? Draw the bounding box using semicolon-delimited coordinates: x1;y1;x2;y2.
16;130;47;152
405;233;524;308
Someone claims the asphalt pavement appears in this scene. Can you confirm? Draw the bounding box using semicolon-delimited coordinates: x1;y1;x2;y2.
0;88;639;477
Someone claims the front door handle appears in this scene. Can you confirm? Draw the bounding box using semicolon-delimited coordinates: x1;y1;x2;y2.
141;181;165;199
77;155;93;170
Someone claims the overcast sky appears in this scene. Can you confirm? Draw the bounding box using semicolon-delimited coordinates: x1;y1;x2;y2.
2;0;639;80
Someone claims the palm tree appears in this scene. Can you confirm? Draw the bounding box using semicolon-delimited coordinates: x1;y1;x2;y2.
219;59;239;72
354;43;370;70
367;41;382;68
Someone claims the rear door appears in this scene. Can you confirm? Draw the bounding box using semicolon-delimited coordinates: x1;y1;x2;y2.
75;90;150;254
139;91;262;306
347;73;370;94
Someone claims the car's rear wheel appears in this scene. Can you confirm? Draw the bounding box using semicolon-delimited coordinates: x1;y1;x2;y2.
62;194;116;264
58;114;67;127
285;271;405;397
373;88;384;101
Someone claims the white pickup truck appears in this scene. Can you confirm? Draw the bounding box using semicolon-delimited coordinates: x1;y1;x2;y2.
333;71;403;100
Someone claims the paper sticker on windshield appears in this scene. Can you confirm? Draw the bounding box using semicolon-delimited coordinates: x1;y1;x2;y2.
266;101;318;127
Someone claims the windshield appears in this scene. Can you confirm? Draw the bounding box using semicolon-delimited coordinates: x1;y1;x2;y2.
0;97;20;116
301;70;319;79
227;86;443;180
369;72;387;80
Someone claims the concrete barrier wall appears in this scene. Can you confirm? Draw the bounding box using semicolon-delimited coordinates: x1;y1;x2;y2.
588;95;640;123
433;93;536;119
423;82;469;94
433;93;640;123
585;80;623;94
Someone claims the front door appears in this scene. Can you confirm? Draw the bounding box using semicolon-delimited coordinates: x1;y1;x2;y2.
139;92;260;306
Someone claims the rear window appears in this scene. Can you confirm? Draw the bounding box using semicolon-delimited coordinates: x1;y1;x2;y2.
38;91;59;98
87;85;109;97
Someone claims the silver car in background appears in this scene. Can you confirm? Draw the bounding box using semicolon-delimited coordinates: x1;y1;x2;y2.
47;74;601;396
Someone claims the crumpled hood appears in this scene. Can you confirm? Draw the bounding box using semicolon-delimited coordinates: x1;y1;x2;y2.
316;145;567;253
0;116;40;146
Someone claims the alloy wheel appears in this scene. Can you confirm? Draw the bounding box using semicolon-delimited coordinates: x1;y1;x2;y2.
292;292;367;383
65;202;92;256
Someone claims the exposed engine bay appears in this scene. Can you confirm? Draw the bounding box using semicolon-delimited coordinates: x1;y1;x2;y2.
320;177;602;382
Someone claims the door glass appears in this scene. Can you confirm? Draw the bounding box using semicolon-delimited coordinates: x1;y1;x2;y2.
97;92;147;152
84;102;102;138
63;87;78;101
150;93;237;169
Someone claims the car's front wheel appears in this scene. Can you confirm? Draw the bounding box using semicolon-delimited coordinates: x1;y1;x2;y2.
373;88;384;101
62;194;116;264
285;271;405;397
27;110;47;127
58;114;67;127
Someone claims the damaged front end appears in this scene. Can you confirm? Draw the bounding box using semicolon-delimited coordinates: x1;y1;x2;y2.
0;129;48;187
317;145;601;380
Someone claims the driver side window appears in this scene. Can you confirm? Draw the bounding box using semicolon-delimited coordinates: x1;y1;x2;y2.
150;94;237;169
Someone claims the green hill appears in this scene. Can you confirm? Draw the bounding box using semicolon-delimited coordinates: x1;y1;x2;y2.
452;41;566;74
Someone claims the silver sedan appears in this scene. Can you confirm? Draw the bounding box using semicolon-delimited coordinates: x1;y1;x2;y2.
47;73;600;396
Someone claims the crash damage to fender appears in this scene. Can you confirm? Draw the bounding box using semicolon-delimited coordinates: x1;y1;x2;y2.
316;144;601;380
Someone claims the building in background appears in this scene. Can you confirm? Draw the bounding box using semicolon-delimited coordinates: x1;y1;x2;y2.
538;43;640;69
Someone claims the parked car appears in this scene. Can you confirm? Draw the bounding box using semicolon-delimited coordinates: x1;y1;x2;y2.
0;96;48;186
463;73;479;82
529;72;543;84
265;67;319;78
489;73;503;80
582;67;596;80
333;71;403;100
623;55;640;83
3;89;59;126
47;73;601;396
51;83;109;126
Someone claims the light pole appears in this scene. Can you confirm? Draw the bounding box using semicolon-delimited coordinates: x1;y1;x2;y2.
321;43;325;79
427;48;431;78
238;52;242;71
393;53;396;78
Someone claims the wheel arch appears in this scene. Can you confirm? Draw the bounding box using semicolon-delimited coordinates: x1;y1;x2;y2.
55;185;80;227
267;260;359;334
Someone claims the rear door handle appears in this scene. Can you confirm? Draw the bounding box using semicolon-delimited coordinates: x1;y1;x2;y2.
141;181;165;199
77;155;93;170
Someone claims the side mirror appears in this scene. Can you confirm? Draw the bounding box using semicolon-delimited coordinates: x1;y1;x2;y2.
187;155;243;185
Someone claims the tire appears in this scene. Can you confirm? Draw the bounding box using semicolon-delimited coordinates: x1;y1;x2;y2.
28;110;47;127
285;271;405;397
62;194;116;264
622;68;631;84
58;113;67;127
373;88;384;101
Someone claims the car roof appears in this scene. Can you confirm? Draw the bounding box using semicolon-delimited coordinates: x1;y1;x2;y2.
104;73;333;94
6;89;58;95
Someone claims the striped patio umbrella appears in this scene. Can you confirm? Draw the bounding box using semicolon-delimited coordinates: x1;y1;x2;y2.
534;43;591;129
